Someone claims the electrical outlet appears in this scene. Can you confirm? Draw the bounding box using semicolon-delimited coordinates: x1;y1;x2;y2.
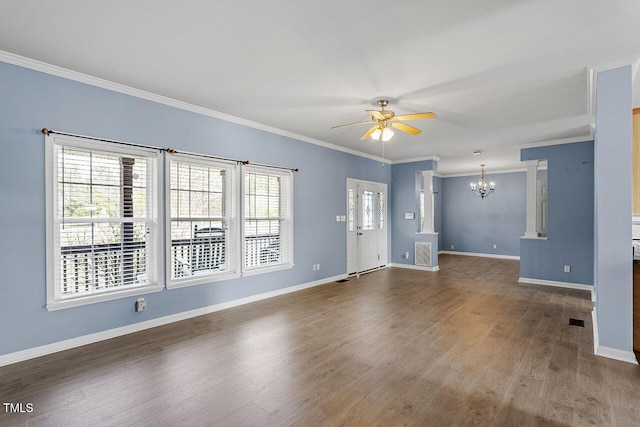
336;215;340;221
312;264;316;271
450;245;454;250
493;243;497;249
317;263;320;270
564;265;571;273
405;251;409;259
136;298;146;312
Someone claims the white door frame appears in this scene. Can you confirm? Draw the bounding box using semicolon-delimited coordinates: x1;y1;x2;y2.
346;178;388;276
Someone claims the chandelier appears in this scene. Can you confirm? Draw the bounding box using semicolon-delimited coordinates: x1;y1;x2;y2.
470;164;495;199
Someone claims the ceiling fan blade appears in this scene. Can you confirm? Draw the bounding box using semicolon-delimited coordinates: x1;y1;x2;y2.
366;110;386;120
331;120;374;129
391;121;422;135
360;125;379;140
394;112;437;121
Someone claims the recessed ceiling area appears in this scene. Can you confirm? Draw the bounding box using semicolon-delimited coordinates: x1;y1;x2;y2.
0;0;638;174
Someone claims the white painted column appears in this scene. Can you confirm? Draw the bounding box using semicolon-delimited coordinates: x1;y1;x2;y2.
421;171;434;233
523;160;539;238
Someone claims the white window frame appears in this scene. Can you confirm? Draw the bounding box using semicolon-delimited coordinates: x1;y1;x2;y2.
242;165;294;276
45;134;163;311
165;154;240;288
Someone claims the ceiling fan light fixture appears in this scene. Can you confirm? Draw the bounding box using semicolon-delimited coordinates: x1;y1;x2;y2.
371;127;394;142
331;100;435;141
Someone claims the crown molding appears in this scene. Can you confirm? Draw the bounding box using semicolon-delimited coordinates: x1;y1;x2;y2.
0;50;391;165
438;167;528;178
519;135;593;149
391;155;440;165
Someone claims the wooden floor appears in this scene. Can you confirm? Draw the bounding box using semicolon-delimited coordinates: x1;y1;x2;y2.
2;255;639;426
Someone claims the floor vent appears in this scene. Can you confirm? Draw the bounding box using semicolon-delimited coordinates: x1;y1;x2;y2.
569;318;584;327
336;279;349;283
415;242;432;267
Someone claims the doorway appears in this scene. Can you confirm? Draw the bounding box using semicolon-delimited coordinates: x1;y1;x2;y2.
346;178;388;275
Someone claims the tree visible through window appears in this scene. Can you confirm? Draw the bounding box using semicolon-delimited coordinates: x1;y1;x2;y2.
46;135;160;309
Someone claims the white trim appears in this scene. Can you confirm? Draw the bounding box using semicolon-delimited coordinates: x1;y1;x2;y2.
594;344;638;364
388;263;440;272
416;231;439;235
241;166;293;275
518;277;593;293
519;135;593;149
166;272;243;290
392;155;440;164
242;263;294;277
45;134;163;311
592;307;599;352
0;273;347;368
440;251;520;260
0;50;390;165
46;284;165;311
520;235;547;240
591;309;638;365
438;167;527;178
164;153;240;288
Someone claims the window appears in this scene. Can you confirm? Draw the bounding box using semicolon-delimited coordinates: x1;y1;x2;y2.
348;188;355;231
378;191;385;229
243;167;293;272
166;155;238;287
45;135;161;310
362;190;374;230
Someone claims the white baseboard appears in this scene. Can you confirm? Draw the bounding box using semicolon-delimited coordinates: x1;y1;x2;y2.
389;263;440;272
591;309;638;365
518;277;594;299
439;250;520;260
0;274;347;368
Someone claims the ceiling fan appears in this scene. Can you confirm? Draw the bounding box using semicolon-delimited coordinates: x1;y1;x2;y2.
331;99;436;141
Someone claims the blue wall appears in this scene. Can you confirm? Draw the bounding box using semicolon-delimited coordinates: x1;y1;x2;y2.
593;66;633;353
390;160;438;266
441;172;525;256
520;141;594;285
0;61;391;356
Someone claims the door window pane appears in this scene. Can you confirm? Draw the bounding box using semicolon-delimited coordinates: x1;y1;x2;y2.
363;190;374;230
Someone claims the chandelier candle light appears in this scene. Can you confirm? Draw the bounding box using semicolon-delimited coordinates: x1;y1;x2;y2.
470;164;495;199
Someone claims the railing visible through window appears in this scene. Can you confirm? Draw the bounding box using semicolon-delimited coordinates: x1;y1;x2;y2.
244;167;292;269
49;137;159;303
167;156;237;284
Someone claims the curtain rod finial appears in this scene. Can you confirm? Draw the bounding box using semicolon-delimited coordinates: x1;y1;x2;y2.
42;128;49;135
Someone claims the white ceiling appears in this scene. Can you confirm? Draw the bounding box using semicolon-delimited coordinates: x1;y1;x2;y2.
0;0;639;174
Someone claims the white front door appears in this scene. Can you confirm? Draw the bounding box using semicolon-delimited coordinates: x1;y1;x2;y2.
346;178;387;275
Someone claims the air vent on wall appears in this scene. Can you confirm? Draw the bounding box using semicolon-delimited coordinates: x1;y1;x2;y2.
415;242;432;267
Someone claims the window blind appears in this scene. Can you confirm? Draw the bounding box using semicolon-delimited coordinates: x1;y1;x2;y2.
48;136;159;303
243;167;292;269
167;155;238;284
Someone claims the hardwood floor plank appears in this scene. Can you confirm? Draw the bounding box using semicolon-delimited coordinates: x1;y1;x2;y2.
1;255;638;426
